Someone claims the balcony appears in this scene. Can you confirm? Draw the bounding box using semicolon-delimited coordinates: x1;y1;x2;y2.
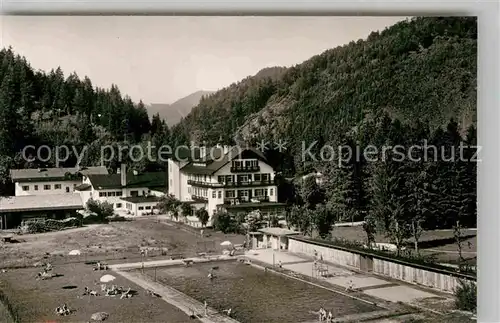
191;195;208;202
188;179;275;188
223;196;269;204
252;196;270;202
187;180;222;188
224;180;274;187
230;165;260;173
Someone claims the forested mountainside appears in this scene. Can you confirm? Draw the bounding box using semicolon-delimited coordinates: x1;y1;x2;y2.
170;17;477;172
0;47;170;194
148;90;215;127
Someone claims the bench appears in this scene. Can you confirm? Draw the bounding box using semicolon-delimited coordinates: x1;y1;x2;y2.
182;259;194;267
169;253;184;260
2;236;13;243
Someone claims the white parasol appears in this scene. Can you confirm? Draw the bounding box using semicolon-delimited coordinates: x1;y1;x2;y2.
99;274;116;283
220;241;232;247
68;249;81;256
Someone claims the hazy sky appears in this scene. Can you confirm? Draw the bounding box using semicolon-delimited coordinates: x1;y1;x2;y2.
0;16;405;104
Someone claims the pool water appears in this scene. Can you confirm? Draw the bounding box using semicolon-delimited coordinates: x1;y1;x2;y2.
141;261;378;323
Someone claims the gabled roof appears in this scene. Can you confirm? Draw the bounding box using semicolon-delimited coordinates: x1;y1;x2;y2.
87;172;166;190
180;146;268;175
74;183;92;191
0;194;84;213
10;166;109;183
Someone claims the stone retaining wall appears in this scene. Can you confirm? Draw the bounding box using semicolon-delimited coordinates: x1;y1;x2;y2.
288;237;474;293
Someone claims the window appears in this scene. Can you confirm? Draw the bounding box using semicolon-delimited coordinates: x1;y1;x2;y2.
270;188;274;196
116;203;122;208
262;174;270;181
251;160;258;167
116;191;122;196
145;206;151;210
254;174;261;182
212;191;216;198
255;189;265;196
108;192;116;197
66;187;70;193
73;183;77;187
54;184;61;189
138;206;144;210
225;190;235;198
44;185;51;190
218;176;224;183
131;190;139;197
218;191;222;199
22;185;29;191
237;175;248;182
99;192;105;197
238;190;249;197
34;185;38;191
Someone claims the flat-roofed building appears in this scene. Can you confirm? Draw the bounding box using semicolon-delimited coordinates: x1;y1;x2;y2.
0;194;84;229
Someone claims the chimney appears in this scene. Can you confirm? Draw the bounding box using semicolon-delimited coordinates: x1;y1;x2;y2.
223;145;230;155
200;146;207;158
120;164;126;187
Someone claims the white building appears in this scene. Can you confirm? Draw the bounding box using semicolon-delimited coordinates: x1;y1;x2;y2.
75;164;167;216
9;166;109;196
168;145;286;227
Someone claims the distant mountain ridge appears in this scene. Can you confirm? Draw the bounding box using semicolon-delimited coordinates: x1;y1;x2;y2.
148;90;214;126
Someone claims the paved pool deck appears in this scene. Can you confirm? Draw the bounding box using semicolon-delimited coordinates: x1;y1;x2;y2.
244;249;443;305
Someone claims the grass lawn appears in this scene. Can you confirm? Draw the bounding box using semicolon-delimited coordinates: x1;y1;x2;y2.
330;226;477;264
0;262;191;323
141;261;379;323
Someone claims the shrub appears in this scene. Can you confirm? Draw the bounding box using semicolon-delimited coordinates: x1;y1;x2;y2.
86;199;114;223
212;211;239;234
454;279;477;312
19;217;80;234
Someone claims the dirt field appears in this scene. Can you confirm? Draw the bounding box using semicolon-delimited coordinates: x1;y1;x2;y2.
331;226;477;264
0;263;192;323
0;218;245;269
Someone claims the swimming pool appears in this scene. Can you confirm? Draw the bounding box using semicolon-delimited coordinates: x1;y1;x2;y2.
139;261;379;323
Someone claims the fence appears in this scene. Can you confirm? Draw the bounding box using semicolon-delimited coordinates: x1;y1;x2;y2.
288;236;475;294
